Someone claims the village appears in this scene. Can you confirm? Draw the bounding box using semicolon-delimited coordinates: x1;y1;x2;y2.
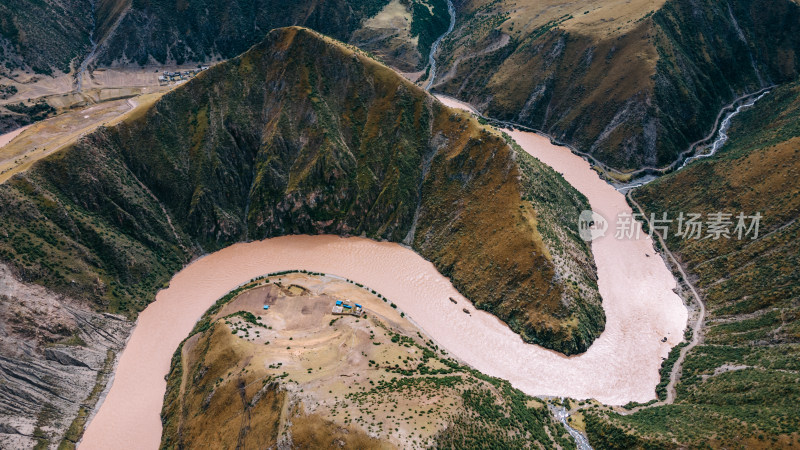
261;296;364;317
330;299;364;316
158;66;209;85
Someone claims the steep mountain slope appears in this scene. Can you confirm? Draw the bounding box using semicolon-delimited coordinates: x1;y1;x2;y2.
160;273;576;449
0;0;451;77
0;27;600;446
350;0;453;72
0;0;451;133
0;0;93;76
432;0;800;170
4;0;800;172
585;81;800;448
0;0;372;76
91;26;603;353
94;0;388;67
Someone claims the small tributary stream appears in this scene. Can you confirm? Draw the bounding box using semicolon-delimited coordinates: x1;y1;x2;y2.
425;0;456;90
617;90;771;193
550;405;593;450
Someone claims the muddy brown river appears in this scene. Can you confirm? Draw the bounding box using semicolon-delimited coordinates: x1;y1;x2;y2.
79;99;687;449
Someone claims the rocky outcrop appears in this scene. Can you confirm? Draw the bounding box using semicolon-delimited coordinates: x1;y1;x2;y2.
0;263;132;449
43;349;92;369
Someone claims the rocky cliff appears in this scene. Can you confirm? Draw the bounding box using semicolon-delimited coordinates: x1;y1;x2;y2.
0;263;132;449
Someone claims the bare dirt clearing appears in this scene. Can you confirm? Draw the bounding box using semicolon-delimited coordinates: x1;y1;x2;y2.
0;92;164;183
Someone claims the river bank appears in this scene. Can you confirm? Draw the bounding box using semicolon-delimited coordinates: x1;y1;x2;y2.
438;94;706;415
80;233;686;448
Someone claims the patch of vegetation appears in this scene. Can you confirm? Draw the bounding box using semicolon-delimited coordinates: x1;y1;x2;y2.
346;329;575;448
1;100;56;130
409;0;451;60
0;84;17;99
655;341;687;400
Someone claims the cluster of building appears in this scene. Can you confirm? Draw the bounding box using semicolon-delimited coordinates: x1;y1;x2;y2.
158;66;209;84
332;299;364;316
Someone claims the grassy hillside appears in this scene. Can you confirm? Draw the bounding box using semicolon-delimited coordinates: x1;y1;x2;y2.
0;27;602;357
433;0;800;170
160;273;576;449
584;81;800;448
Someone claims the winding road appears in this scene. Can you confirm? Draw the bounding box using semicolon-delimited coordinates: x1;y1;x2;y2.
619;86;773;408
626;193;706;407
